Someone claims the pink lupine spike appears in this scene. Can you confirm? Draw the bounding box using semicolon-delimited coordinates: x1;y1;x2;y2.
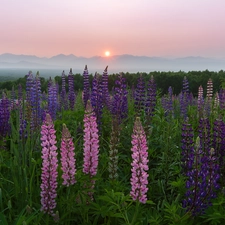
130;117;149;203
60;124;76;186
83;100;99;177
40;113;58;215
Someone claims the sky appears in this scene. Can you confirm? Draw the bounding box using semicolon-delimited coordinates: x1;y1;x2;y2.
1;0;225;58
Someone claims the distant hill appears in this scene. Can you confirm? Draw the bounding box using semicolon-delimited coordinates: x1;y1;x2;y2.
0;53;225;75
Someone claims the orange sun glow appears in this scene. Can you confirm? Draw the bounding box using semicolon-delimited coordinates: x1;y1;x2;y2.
105;51;110;57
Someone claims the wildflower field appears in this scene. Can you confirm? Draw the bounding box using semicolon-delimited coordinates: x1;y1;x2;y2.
1;66;225;225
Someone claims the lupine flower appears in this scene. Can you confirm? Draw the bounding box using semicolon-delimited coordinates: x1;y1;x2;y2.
145;75;157;120
134;74;146;116
102;66;111;109
213;118;225;176
181;119;195;173
182;119;220;216
68;68;76;110
130;117;149;203
30;72;42;131
91;72;103;128
83;100;99;177
0;92;11;137
40;113;58;216
162;86;174;117
111;73;128;123
197;85;204;115
60;70;68;110
219;89;225;110
25;71;33;121
206;78;213;102
48;81;58;120
213;92;220;110
180;76;189;119
60;124;76;186
83;65;90;108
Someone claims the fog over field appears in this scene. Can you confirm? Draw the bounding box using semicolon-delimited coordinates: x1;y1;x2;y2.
0;53;225;79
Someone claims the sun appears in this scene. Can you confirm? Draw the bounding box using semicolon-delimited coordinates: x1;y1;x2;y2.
105;51;110;57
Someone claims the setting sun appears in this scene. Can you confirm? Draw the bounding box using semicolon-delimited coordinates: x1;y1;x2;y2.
105;51;110;57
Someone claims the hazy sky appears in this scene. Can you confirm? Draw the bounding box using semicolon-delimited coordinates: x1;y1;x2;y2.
1;0;225;58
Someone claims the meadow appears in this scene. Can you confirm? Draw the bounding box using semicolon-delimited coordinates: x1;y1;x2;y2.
0;66;225;225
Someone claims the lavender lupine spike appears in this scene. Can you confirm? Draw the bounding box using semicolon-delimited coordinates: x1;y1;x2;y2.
91;72;103;128
102;66;111;109
130;117;149;203
0;92;11;137
68;68;76;110
25;71;33;121
48;81;58;120
181;119;195;173
83;65;90;108
134;74;146;116
111;73;128;123
30;72;42;131
60;124;76;186
145;75;157;120
213;118;225;178
180;76;189;119
40;113;58;216
60;70;68;111
18;84;26;139
219;88;225;110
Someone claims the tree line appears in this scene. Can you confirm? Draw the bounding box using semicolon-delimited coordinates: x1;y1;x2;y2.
0;69;225;96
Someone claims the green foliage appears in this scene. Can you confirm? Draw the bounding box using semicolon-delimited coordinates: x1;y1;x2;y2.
2;74;225;224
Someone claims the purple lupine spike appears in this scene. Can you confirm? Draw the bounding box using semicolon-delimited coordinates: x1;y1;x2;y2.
212;118;225;176
145;75;157;120
198;117;211;155
183;137;220;216
181;119;195;173
18;84;26;139
60;70;68;111
83;65;90;108
48;81;58;120
30;71;42;131
60;124;76;186
130;117;149;203
40;113;58;216
134;74;146;115
25;71;33;121
111;73;128;124
180;76;189;119
219;89;225;110
102;66;111;109
0;92;11;137
91;72;103;128
68;68;76;110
